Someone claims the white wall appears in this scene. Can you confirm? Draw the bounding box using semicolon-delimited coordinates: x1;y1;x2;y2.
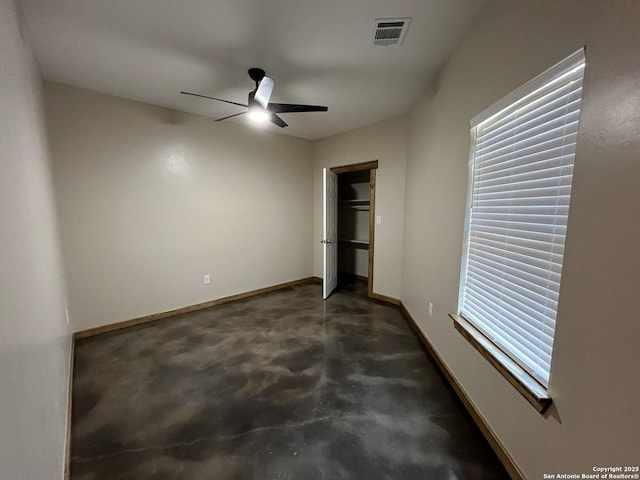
402;0;640;477
0;0;71;478
45;83;314;331
313;116;407;299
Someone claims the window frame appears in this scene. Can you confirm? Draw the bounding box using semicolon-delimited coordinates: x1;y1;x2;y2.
453;48;586;413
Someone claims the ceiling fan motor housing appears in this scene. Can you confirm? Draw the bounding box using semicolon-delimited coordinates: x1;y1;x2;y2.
248;90;257;107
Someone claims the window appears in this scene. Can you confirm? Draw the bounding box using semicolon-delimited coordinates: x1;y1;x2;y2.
455;49;586;397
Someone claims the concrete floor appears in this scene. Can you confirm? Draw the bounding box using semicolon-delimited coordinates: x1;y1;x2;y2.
70;281;509;479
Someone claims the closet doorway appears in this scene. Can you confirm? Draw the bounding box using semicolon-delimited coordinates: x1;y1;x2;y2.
322;160;378;299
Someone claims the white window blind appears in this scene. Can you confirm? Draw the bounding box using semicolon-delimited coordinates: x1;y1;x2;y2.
460;49;585;387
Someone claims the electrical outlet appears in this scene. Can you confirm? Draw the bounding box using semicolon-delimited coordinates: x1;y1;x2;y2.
428;302;433;317
65;308;70;326
203;274;211;285
376;215;382;225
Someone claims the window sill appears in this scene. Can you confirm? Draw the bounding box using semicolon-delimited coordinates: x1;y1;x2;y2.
449;313;552;414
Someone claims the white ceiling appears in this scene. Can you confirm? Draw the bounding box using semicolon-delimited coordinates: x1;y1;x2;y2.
21;0;484;140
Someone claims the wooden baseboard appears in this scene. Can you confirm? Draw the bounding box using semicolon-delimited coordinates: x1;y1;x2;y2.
74;277;319;339
399;302;525;480
369;292;400;305
64;333;76;480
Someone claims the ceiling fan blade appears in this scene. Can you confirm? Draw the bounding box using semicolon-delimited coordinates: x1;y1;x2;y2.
181;91;248;108
216;111;247;122
254;76;274;109
269;103;328;114
270;114;288;128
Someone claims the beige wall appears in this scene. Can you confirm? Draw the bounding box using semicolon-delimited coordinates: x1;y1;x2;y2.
45;83;314;331
0;0;71;478
313;116;407;299
402;0;640;477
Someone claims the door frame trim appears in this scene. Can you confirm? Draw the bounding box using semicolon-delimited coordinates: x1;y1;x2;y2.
331;160;378;298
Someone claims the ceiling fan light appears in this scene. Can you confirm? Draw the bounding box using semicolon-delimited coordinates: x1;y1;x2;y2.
248;108;269;123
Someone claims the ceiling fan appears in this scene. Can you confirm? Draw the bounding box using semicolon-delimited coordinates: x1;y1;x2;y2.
181;68;328;128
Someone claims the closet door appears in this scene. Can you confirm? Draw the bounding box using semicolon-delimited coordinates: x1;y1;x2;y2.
322;168;338;299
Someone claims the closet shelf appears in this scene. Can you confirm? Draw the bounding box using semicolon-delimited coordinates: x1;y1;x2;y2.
338;238;369;247
340;205;369;211
340;199;369;206
340;199;370;211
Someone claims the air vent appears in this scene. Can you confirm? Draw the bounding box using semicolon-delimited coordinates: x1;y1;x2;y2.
372;18;411;47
